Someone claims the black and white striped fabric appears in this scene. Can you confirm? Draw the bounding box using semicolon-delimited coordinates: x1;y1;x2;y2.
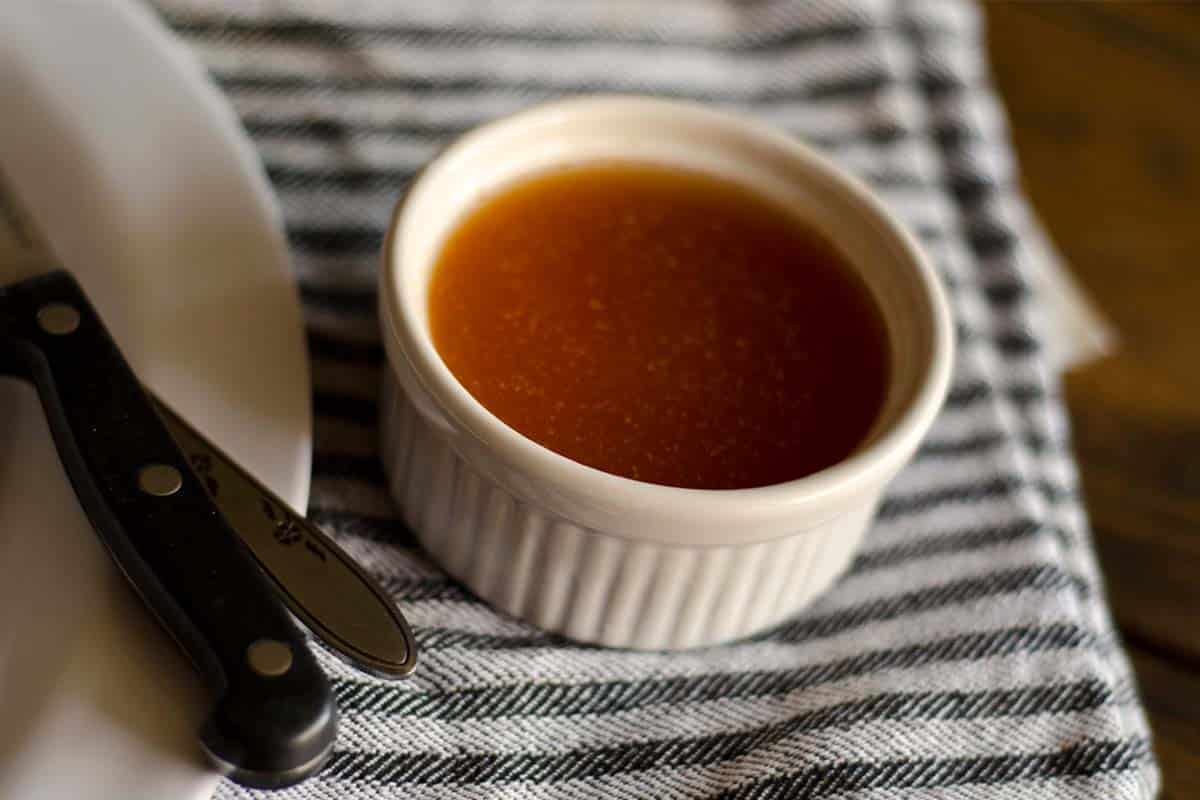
152;1;1159;797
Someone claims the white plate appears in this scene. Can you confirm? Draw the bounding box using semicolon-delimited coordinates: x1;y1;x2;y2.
0;1;311;798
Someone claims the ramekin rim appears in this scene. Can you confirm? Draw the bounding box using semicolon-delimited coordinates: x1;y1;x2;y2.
379;95;955;542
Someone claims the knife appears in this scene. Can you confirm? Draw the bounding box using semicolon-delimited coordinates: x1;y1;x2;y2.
0;167;407;789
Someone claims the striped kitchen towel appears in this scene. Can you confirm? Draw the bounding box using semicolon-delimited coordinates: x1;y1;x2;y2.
152;1;1159;797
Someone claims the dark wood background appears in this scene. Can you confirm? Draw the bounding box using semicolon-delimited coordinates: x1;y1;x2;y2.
984;3;1199;797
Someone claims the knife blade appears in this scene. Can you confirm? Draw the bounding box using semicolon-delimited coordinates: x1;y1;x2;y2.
0;166;338;789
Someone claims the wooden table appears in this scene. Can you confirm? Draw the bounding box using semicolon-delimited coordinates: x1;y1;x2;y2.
984;3;1200;796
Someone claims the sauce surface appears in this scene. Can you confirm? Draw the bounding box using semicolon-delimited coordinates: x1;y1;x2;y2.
428;162;889;489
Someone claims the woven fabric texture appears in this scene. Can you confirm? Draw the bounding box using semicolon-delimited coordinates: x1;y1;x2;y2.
150;1;1159;796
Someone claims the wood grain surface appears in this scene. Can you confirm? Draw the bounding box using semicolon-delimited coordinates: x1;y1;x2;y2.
984;2;1200;796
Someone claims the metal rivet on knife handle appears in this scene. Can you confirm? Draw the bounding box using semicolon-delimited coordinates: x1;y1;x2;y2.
247;639;293;677
138;463;183;497
37;302;80;335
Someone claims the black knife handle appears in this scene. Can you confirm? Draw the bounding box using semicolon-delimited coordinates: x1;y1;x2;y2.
0;270;336;789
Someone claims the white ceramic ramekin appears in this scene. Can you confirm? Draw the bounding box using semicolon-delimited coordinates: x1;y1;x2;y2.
378;96;953;650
